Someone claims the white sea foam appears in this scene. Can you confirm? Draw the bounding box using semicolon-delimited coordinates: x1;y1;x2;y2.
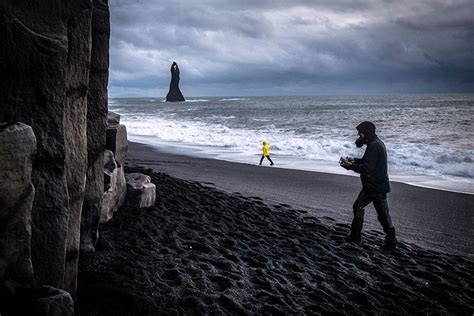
210;115;237;120
219;98;248;101
120;114;473;181
185;99;209;102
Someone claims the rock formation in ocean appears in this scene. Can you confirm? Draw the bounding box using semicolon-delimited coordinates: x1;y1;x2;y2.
0;0;110;311
166;61;186;102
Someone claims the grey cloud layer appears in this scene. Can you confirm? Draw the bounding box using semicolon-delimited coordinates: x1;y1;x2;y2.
108;0;473;97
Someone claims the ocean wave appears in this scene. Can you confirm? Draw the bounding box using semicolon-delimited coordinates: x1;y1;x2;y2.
122;115;473;180
387;144;474;178
113;94;474;183
219;98;248;101
185;99;209;103
210;115;237;120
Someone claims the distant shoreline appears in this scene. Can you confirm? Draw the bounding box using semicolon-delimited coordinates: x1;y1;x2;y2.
127;134;474;195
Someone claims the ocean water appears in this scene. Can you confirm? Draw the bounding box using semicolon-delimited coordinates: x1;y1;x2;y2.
109;94;474;194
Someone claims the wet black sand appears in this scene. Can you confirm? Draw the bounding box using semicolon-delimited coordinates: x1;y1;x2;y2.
78;146;474;314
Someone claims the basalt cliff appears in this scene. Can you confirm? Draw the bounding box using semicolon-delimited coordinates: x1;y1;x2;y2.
0;0;116;314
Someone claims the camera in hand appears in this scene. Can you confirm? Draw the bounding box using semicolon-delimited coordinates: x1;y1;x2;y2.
339;157;352;169
339;157;350;165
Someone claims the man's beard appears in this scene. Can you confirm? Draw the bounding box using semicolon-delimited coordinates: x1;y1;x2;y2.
355;137;365;148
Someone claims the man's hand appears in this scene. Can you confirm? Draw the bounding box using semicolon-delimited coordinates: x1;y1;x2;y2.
339;157;353;170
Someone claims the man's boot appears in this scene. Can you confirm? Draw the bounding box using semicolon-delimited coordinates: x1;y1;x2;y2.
383;227;397;250
347;218;363;243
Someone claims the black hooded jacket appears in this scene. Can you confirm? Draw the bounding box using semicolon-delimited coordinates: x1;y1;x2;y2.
350;135;391;194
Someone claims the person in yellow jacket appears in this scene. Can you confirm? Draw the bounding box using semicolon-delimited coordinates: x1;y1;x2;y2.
259;141;274;166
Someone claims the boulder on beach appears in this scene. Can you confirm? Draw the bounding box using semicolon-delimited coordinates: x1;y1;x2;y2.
124;173;156;208
165;61;185;102
107;111;121;126
101;150;126;223
106;124;128;164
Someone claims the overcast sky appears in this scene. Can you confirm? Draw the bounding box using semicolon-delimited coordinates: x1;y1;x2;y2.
108;0;474;97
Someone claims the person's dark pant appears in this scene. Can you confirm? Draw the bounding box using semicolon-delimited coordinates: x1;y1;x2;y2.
259;155;274;165
350;190;396;244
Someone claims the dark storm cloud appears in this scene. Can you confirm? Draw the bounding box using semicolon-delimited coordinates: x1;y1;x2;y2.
108;0;474;97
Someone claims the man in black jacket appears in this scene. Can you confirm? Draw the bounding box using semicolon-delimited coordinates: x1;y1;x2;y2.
340;121;397;250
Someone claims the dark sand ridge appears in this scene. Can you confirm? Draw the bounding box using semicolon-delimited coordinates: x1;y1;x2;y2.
78;163;474;314
125;141;473;257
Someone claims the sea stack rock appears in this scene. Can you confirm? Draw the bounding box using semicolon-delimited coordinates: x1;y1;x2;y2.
165;61;185;102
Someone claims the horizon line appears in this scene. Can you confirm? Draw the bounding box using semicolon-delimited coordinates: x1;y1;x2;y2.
109;92;474;99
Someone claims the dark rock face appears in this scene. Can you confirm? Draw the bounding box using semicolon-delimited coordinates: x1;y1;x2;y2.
0;123;36;295
166;62;185;102
0;1;82;294
0;286;74;316
0;0;110;302
80;0;110;255
63;2;94;297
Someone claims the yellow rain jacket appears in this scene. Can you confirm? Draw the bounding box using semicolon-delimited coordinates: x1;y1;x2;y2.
262;142;270;156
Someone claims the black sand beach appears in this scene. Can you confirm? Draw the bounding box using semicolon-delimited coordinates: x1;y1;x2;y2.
78;141;474;314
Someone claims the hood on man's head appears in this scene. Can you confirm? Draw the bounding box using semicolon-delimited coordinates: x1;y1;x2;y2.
355;121;376;147
356;121;376;135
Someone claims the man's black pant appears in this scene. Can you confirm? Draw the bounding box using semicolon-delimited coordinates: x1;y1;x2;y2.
350;190;394;241
259;155;274;165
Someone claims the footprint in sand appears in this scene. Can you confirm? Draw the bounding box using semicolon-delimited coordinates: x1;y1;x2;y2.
209;275;234;291
160;269;180;281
